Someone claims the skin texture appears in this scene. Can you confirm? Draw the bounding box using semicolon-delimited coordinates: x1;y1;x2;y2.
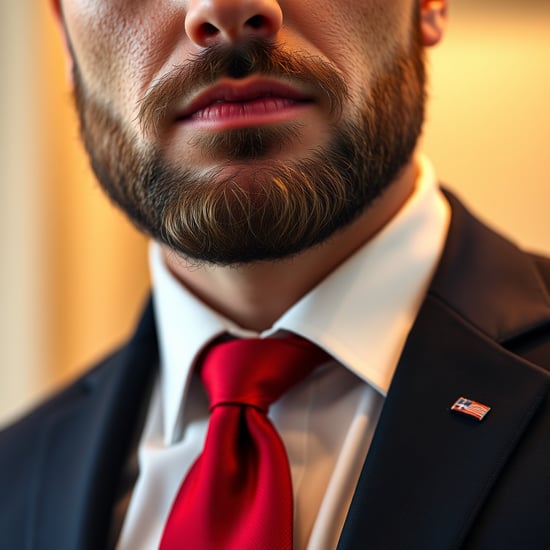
53;1;446;124
55;1;444;164
52;0;448;330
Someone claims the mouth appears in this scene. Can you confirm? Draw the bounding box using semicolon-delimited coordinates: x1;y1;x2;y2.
174;78;315;130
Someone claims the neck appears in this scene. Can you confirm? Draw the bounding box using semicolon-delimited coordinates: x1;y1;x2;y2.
161;158;418;332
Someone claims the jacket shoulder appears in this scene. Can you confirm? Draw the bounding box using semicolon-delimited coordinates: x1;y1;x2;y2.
531;253;550;295
0;348;124;543
0;345;125;460
2;346;123;431
505;252;550;372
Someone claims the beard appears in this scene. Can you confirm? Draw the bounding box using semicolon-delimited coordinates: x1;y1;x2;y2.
72;30;426;266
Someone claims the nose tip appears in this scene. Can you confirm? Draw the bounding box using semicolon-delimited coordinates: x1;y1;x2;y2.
185;0;283;47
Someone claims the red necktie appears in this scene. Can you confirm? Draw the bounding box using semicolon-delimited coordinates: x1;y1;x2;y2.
159;335;329;550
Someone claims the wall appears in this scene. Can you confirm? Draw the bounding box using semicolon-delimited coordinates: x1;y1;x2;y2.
423;0;550;255
0;4;48;427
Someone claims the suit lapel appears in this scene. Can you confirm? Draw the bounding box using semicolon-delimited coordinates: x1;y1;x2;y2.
338;295;550;550
338;191;550;550
31;300;158;550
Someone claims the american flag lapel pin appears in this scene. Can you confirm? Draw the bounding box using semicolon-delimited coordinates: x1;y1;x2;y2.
451;397;491;421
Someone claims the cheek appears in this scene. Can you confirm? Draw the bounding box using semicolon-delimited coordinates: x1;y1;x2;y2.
63;1;184;120
286;0;414;90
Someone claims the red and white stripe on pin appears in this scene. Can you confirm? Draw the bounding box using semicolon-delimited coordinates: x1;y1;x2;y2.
451;397;491;421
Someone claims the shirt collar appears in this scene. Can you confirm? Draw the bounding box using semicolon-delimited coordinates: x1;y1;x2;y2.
150;154;450;444
272;154;450;394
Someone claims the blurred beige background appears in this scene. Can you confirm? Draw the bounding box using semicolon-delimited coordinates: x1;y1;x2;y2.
1;1;549;426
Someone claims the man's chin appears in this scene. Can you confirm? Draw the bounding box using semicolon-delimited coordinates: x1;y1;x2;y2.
162;122;305;167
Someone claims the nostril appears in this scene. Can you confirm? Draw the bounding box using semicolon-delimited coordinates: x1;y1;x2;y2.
185;1;283;46
246;15;267;30
201;22;219;37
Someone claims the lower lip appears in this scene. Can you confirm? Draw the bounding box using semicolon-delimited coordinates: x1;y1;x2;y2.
179;97;312;130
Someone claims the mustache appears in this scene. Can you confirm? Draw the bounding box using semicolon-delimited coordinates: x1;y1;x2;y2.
138;38;349;136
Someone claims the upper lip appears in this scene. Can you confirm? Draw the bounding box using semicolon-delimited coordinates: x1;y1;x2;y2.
175;78;313;120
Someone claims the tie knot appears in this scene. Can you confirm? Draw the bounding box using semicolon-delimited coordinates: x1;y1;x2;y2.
200;335;329;412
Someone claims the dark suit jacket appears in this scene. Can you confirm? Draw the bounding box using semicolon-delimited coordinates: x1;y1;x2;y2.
1;192;550;550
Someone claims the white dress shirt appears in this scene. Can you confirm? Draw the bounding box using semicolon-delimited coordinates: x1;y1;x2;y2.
117;155;451;549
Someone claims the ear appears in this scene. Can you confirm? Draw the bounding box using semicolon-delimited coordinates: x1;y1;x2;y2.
50;0;62;18
49;0;75;84
419;0;448;47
